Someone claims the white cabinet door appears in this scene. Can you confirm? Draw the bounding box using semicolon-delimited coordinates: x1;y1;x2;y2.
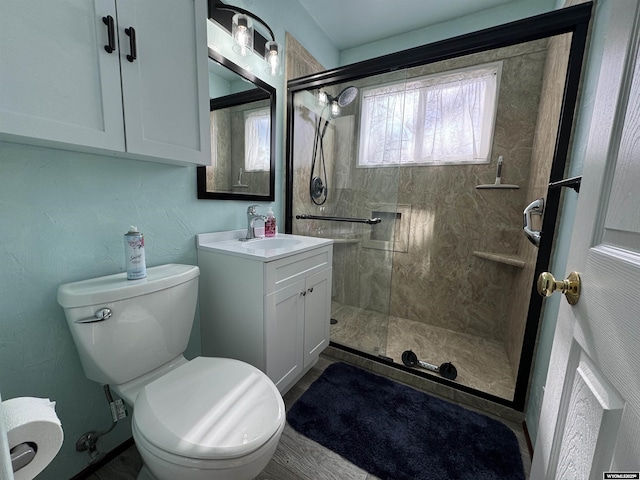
0;0;125;151
0;0;209;166
116;0;210;164
266;280;305;392
303;268;332;367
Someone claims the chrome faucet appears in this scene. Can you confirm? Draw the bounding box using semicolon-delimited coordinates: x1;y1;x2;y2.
243;205;267;240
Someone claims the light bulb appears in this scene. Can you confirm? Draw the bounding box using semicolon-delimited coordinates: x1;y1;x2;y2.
232;14;253;57
318;91;328;106
331;100;340;117
265;41;281;76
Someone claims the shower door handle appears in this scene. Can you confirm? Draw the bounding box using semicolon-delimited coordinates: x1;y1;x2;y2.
523;198;544;247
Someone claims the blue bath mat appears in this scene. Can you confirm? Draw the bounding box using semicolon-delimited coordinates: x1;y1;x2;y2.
287;362;524;480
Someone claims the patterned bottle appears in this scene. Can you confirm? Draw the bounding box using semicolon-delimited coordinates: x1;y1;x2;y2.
124;226;146;280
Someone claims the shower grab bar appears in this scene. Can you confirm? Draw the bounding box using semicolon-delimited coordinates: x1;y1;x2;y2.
296;214;382;225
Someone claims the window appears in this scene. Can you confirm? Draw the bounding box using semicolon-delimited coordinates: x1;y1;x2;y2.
244;107;270;172
358;63;501;167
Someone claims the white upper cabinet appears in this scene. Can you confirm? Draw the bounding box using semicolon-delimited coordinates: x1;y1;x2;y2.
116;0;209;164
0;0;210;166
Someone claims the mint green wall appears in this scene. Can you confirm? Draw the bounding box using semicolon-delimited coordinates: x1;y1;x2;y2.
339;0;557;65
0;2;336;479
0;143;248;478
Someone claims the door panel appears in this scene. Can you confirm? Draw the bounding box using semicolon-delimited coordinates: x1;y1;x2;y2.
552;349;624;479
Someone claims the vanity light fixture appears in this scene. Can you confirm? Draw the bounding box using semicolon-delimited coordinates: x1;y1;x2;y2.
209;0;282;76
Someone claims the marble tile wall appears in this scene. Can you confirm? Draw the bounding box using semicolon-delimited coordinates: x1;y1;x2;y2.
285;32;326;80
292;40;549;344
503;32;573;381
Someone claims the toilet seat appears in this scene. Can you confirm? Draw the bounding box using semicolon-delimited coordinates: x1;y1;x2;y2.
133;356;285;461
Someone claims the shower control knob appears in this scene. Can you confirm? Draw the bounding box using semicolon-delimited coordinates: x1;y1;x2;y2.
537;271;581;305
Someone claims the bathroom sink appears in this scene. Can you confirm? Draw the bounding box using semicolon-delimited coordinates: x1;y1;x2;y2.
241;238;301;250
196;230;333;261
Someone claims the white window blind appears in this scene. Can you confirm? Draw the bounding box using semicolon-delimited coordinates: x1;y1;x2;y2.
244;108;270;172
358;63;501;167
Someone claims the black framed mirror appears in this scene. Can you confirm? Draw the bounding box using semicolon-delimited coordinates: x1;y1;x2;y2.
197;48;275;201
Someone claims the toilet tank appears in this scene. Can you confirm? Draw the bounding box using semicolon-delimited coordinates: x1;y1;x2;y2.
57;264;200;386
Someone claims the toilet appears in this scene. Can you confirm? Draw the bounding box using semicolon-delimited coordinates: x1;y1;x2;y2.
57;264;285;480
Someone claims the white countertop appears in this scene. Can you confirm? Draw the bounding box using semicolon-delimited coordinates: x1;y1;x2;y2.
196;230;333;262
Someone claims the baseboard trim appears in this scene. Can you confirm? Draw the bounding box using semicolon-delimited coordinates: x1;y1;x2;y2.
69;437;135;480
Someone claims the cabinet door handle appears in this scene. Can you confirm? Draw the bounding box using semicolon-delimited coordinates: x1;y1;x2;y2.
102;16;116;53
307;287;314;293
125;27;137;62
301;291;306;296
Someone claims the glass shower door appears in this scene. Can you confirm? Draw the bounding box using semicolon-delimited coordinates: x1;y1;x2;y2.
290;74;406;359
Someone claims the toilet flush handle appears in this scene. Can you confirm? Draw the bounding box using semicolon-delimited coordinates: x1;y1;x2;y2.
75;308;112;324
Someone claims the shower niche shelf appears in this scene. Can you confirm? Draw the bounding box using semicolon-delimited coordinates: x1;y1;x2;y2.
473;251;525;268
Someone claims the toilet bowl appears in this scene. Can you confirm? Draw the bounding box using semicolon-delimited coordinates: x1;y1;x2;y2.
57;264;285;480
130;357;284;480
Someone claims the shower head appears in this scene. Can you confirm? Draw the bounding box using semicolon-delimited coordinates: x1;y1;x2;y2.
336;86;358;107
317;86;359;139
320;86;359;110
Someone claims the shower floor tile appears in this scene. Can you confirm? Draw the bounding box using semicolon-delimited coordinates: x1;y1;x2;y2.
330;302;516;400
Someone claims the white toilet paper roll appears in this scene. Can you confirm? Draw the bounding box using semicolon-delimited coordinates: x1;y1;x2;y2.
1;397;63;480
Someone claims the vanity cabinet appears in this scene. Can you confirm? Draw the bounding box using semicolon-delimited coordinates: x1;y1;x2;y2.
197;242;333;394
0;0;210;166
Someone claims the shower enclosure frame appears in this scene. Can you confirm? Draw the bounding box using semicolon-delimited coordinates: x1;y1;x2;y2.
285;3;592;411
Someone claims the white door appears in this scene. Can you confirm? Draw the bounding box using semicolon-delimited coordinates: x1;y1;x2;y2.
531;1;640;478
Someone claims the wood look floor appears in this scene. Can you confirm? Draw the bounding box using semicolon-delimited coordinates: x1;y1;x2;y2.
85;354;531;480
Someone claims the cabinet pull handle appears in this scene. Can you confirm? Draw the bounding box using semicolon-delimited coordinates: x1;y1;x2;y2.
301;291;306;296
125;27;137;62
102;16;116;53
308;287;314;293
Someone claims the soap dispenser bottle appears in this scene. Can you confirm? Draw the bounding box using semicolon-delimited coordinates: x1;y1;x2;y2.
265;207;276;237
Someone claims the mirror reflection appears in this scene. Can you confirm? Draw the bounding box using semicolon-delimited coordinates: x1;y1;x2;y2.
197;50;275;200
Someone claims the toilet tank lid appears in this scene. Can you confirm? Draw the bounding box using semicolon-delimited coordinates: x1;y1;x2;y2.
57;264;199;308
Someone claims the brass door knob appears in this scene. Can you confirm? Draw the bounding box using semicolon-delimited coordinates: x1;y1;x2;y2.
537;271;581;305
